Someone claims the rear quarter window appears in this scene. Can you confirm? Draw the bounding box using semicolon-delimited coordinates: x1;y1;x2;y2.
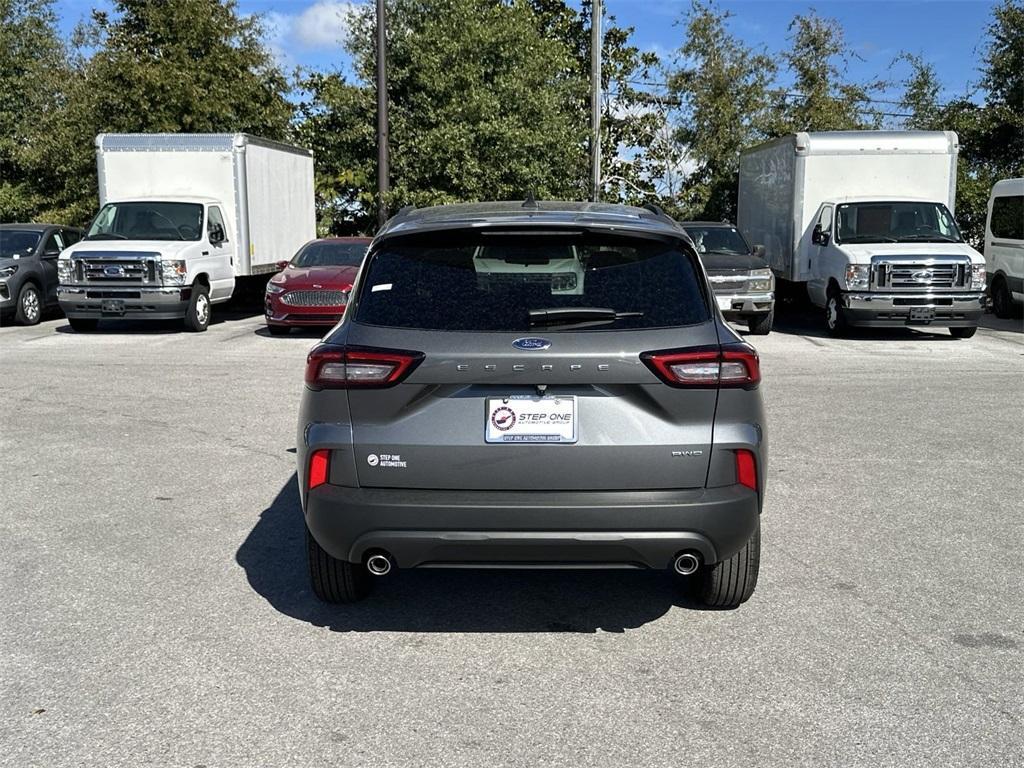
354;231;709;332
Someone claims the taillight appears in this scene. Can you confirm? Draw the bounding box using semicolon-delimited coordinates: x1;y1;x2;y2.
641;345;760;388
308;449;330;489
305;345;424;389
735;449;757;490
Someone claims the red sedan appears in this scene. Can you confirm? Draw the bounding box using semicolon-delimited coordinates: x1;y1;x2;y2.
265;237;371;334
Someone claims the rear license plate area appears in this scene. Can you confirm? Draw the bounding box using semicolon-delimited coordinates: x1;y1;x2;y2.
486;395;577;444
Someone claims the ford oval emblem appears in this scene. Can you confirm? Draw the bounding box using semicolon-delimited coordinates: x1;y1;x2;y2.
104;265;125;277
512;337;551;350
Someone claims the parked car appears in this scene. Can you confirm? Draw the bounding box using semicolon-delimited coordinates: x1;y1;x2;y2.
264;237;371;334
739;131;986;337
985;178;1023;319
1;224;83;325
58;133;315;332
298;201;766;608
681;221;775;334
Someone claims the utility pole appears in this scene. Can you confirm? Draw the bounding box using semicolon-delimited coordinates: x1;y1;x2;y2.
589;0;602;203
376;0;389;227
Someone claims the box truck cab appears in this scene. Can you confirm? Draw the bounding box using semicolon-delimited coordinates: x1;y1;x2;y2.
984;178;1024;319
58;133;315;332
738;131;986;338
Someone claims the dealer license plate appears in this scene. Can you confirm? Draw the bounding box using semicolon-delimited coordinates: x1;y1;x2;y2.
485;395;577;444
100;299;125;314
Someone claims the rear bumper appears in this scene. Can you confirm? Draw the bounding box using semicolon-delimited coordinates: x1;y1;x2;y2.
841;291;984;327
304;484;760;569
58;285;190;320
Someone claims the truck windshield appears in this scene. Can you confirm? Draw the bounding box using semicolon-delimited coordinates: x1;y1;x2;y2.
684;226;750;255
835;202;964;244
1;230;42;258
85;202;203;242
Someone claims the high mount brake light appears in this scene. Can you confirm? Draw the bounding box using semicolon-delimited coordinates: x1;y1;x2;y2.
305;345;424;389
640;345;760;388
735;449;757;491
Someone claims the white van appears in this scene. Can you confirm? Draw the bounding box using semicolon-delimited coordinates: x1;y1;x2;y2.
985;178;1024;318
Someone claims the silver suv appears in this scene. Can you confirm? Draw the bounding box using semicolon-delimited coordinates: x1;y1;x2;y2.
297;202;766;608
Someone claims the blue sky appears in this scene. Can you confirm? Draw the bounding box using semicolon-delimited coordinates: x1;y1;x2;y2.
55;0;997;106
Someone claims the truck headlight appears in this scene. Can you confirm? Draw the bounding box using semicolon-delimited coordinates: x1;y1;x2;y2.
266;281;285;294
748;268;774;292
0;265;18;279
58;259;74;283
845;265;870;290
160;259;187;285
971;265;986;291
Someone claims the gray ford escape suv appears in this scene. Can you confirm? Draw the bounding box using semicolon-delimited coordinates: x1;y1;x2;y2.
298;201;766;608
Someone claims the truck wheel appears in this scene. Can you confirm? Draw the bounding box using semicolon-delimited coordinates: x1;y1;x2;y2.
68;317;98;333
991;276;1015;319
267;324;291;336
696;523;760;609
747;308;774;335
825;290;848;336
949;326;977;339
184;284;210;332
15;282;42;325
307;526;371;603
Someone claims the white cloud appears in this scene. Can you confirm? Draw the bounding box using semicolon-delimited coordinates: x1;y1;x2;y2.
292;1;358;49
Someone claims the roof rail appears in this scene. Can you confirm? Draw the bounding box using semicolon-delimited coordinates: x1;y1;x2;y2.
641;202;678;227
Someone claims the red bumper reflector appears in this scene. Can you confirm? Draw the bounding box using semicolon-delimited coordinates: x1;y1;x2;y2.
736;449;757;491
309;449;330;490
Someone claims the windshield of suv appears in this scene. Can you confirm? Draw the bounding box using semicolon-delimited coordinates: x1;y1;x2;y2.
292;241;367;268
85;202;203;241
0;230;42;258
356;232;709;331
684;226;749;255
835;202;964;244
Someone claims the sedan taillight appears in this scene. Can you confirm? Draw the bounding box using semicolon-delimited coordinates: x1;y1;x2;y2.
305;344;424;389
640;344;760;388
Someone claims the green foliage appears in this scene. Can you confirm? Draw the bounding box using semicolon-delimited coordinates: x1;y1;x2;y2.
667;1;776;219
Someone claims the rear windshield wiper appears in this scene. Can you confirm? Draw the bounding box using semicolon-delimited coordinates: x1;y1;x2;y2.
529;307;644;327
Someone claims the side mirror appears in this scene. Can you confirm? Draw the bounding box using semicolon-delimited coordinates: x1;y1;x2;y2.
812;225;830;246
43;248;61;258
209;223;225;245
752;244;766;258
275;260;290;271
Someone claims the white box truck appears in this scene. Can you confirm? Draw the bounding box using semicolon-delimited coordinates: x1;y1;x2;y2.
58;133;316;332
984;177;1024;319
738;131;986;338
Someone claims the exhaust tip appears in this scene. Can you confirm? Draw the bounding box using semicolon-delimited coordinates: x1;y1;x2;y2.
673;552;701;576
366;554;392;576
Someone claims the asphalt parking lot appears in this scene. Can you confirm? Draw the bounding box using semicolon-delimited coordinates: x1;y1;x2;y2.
2;307;1022;767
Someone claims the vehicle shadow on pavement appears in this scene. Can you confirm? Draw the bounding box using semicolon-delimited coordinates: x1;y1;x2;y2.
235;475;694;633
767;303;970;341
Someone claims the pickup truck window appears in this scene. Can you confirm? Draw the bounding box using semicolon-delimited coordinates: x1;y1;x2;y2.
686;226;750;256
85;202;203;242
836;201;963;244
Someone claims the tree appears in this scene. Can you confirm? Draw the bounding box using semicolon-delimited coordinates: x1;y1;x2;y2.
896;53;942;131
666;1;776;219
23;0;291;223
778;11;880;133
0;0;69;221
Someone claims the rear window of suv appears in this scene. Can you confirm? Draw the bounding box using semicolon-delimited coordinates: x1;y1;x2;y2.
354;231;709;332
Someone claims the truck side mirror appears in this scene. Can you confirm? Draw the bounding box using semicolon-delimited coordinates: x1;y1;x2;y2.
209;223;225;245
752;244;766;258
812;225;830;246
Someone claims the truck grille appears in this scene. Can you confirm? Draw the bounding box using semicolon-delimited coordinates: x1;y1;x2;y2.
707;273;749;292
281;290;347;307
74;253;160;284
875;261;967;290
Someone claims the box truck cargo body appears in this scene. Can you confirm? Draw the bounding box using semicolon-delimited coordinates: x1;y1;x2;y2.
738;131;985;337
58;133;316;332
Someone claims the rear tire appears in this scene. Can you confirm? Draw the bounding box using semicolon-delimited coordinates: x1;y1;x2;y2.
68;317;99;333
184;283;210;332
696;523;760;608
15;282;42;325
267;323;291;336
991;276;1015;319
747;308;774;335
825;288;849;336
307;526;371;603
949;326;977;339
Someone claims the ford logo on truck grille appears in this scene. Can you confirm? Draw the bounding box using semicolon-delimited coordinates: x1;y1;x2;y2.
104;266;125;277
512;337;551;350
912;270;934;282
